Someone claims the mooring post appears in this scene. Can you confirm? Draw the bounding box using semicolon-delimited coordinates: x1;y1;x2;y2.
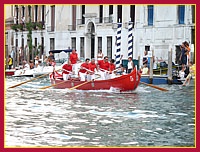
168;48;173;85
149;50;154;84
138;55;140;70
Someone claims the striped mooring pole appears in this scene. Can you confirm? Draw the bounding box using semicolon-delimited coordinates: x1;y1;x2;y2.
115;22;122;68
128;20;133;58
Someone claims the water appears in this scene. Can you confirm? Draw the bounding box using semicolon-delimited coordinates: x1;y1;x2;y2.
5;76;195;147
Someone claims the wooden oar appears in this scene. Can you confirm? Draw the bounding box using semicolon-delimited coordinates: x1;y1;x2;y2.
40;80;67;90
8;72;51;89
69;75;101;90
140;81;169;92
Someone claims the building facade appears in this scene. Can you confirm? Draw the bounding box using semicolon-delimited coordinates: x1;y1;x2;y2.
5;4;195;67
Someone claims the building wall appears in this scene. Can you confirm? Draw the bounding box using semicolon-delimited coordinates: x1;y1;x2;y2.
5;4;195;66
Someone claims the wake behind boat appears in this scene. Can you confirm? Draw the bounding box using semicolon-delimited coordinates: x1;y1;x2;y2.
49;68;141;91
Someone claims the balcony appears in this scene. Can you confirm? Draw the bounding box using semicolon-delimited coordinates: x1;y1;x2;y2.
47;26;54;32
77;19;85;25
104;16;113;23
68;25;76;31
95;17;103;24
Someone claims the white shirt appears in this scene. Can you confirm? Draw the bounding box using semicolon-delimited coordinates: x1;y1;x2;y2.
97;53;103;60
128;61;133;70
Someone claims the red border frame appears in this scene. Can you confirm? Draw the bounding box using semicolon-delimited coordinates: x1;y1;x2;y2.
2;0;198;152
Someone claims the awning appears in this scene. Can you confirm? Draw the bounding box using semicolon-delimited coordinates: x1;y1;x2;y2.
49;49;73;54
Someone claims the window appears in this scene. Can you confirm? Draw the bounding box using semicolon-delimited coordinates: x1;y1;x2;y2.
80;37;84;58
71;38;76;50
51;5;55;31
109;5;113;15
35;5;38;22
42;5;45;26
117;5;122;23
192;5;195;24
50;38;55;51
107;37;112;60
109;5;113;23
41;37;44;55
15;5;19;24
148;5;154;26
99;5;103;23
21;6;25;18
35;38;37;54
98;37;102;51
81;5;85;24
130;5;135;28
145;45;150;51
178;5;185;24
72;5;76;30
28;5;31;22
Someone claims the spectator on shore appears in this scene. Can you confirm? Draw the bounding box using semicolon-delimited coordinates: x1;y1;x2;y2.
7;55;13;70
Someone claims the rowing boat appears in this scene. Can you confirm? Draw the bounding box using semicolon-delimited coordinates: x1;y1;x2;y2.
49;68;141;91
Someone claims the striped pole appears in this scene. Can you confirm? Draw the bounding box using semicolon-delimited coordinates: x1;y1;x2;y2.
128;20;133;58
115;22;122;68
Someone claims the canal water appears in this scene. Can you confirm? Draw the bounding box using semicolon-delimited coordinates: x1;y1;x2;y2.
5;76;195;147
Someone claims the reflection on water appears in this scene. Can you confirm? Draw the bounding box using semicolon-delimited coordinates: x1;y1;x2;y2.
5;77;195;147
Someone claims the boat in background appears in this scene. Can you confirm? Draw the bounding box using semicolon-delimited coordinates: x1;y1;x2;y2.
12;65;61;77
49;68;141;91
5;69;15;76
140;74;183;85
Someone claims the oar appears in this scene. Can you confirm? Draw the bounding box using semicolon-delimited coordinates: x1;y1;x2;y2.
40;80;67;90
8;72;51;89
140;81;169;92
69;75;101;90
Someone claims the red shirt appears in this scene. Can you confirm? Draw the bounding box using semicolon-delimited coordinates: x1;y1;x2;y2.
70;53;78;64
89;63;97;72
51;61;56;67
79;63;89;73
62;64;72;74
109;63;115;71
98;60;109;71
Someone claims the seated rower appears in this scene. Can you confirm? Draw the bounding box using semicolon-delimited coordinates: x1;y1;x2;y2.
107;59;116;79
79;58;90;81
98;56;109;80
88;58;98;81
62;60;72;80
116;64;125;75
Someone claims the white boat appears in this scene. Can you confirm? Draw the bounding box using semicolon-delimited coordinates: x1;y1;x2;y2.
12;65;61;77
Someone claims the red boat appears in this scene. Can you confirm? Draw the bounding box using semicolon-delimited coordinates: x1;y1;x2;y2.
49;68;141;91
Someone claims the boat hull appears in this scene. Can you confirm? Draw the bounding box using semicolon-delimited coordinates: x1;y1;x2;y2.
50;68;141;91
5;69;15;76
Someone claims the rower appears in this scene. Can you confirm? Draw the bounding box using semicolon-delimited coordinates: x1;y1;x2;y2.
107;59;116;79
62;60;73;80
88;58;98;81
97;56;109;80
79;58;90;81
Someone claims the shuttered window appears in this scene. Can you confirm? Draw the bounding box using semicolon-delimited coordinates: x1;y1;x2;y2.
178;5;185;24
148;5;154;26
